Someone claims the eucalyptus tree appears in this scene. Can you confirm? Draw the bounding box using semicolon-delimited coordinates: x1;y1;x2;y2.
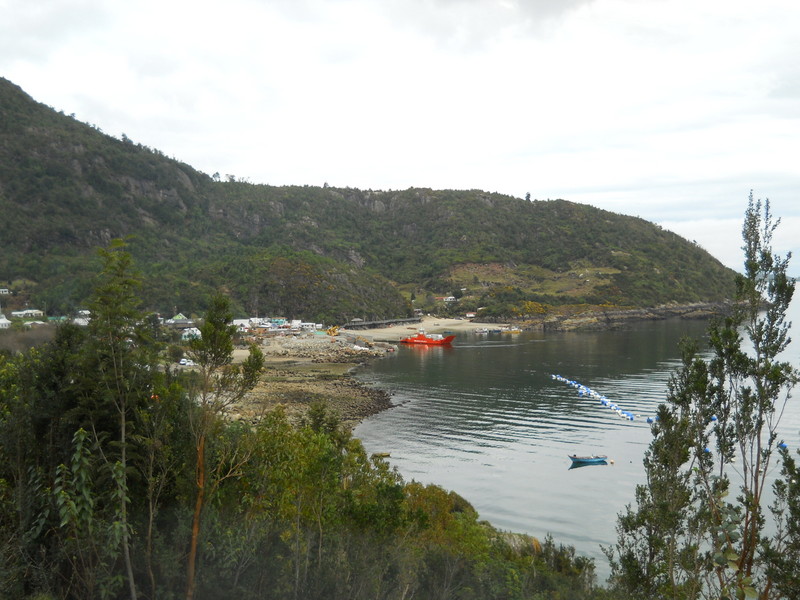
81;239;170;599
606;194;798;599
184;293;264;600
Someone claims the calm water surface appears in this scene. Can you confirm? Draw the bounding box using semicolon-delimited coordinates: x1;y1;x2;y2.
353;302;800;576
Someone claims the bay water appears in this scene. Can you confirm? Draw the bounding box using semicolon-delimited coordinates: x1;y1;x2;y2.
353;300;800;579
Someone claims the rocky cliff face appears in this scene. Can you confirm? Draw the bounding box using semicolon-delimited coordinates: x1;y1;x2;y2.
535;302;733;331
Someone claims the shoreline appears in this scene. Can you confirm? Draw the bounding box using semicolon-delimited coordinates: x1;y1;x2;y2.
230;333;395;429
229;317;495;429
341;315;499;342
230;303;728;428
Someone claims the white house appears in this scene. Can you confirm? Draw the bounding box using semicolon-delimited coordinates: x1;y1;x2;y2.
11;309;44;318
181;327;202;341
0;288;9;295
71;309;91;326
233;319;251;332
0;306;10;329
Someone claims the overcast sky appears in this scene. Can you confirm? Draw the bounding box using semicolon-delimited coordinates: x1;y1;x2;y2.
3;0;798;272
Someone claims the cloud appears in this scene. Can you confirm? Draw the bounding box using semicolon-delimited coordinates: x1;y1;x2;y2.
0;0;111;62
361;0;599;53
661;210;799;273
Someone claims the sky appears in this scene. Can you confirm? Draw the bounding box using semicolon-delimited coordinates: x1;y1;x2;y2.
2;0;798;273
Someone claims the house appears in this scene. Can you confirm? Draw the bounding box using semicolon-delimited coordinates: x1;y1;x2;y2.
0;288;9;295
181;327;202;341
72;309;91;327
0;306;10;329
165;313;196;330
233;319;252;332
11;309;44;319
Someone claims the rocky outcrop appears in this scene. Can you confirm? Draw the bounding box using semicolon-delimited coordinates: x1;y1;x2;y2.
230;334;394;429
261;334;392;362
534;302;734;331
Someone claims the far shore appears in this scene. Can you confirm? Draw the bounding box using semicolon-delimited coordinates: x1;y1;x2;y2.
340;316;504;342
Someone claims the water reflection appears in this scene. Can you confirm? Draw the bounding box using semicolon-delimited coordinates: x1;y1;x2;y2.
568;461;608;470
354;306;800;578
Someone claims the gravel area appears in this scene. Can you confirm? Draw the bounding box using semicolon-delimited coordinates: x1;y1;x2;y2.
229;333;395;429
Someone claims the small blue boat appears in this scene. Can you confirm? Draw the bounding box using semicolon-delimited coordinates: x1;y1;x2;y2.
568;454;608;466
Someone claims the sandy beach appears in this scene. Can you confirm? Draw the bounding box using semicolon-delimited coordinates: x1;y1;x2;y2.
341;316;503;342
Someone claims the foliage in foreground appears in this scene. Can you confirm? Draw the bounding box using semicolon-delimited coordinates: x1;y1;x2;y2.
605;194;800;600
0;245;604;599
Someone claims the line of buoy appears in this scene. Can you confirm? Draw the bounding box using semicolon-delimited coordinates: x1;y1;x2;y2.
550;374;655;422
551;376;792;452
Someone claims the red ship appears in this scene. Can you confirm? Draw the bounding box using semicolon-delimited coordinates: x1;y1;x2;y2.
399;330;455;345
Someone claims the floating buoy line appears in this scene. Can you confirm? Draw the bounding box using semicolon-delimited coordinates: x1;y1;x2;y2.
551;374;791;451
550;374;657;423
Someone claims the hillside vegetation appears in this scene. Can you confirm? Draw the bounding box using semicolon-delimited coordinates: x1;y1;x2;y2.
0;251;609;599
0;77;737;321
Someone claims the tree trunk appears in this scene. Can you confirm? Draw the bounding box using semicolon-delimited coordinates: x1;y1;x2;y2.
186;434;206;600
120;401;138;600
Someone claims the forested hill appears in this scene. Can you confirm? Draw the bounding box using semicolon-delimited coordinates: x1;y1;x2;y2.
0;77;737;321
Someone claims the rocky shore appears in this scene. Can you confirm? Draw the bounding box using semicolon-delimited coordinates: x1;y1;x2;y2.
230;333;397;429
532;301;733;331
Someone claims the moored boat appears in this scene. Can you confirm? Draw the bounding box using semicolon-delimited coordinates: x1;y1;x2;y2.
568;454;608;465
399;329;456;345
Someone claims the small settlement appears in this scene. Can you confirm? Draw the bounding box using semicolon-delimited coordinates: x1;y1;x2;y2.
165;313;324;343
0;302;325;344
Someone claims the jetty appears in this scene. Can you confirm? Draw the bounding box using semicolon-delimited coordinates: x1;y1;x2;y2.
342;317;422;330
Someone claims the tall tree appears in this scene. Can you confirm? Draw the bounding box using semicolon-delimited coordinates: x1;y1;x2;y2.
132;382;191;599
606;194;798;599
184;293;264;600
84;239;159;600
